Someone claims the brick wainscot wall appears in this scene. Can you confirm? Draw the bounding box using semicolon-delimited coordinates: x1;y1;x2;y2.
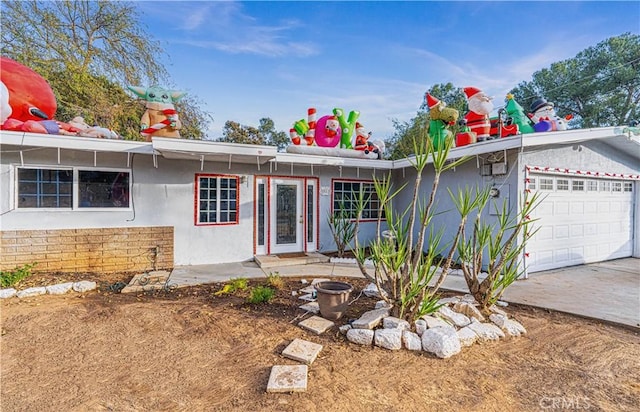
0;227;174;274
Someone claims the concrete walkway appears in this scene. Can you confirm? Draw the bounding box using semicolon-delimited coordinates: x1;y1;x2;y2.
167;257;640;329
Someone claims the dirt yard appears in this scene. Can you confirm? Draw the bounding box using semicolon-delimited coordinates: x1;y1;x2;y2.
1;272;639;412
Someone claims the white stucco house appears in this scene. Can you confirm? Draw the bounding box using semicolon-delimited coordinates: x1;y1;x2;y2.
1;126;638;276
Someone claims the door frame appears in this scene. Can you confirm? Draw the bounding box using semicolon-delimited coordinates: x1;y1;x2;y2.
254;176;319;256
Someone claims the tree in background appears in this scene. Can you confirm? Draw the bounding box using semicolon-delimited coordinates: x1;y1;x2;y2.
385;83;466;160
1;0;211;140
510;33;640;128
220;118;289;151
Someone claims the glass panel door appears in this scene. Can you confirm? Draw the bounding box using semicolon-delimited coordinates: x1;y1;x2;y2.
270;179;303;254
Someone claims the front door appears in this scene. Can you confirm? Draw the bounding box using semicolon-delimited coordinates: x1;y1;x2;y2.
270;178;303;254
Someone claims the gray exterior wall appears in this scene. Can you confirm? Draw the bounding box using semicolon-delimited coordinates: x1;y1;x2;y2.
0;144;383;266
392;150;522;266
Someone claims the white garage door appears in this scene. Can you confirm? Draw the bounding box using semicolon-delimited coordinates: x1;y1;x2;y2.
527;175;635;273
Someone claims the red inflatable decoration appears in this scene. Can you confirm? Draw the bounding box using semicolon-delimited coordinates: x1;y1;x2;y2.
0;57;57;123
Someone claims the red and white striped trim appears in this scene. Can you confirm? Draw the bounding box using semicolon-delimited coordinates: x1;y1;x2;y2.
526;165;640;180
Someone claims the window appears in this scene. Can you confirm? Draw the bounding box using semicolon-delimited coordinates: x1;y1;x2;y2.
540;178;553;191
528;178;536;190
612;182;622;192
556;179;569;191
599;181;611;192
571;180;584;192
78;171;130;208
587;180;598;191
17;168;73;208
623;182;633;192
196;174;238;225
332;180;382;220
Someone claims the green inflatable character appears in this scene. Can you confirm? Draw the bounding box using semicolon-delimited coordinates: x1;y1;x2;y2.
333;108;359;149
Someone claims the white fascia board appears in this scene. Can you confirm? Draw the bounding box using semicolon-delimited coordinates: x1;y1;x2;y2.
152;137;277;164
274;152;395;169
521;126;620;148
0;131;154;154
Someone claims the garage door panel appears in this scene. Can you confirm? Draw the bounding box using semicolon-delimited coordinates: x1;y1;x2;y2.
527;174;634;273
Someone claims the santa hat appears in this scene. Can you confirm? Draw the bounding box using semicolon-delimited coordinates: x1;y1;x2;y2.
356;122;364;129
463;86;482;99
425;93;441;110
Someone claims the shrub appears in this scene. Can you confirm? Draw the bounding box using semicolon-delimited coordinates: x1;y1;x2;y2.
214;277;248;296
247;286;275;304
266;272;284;289
0;263;36;288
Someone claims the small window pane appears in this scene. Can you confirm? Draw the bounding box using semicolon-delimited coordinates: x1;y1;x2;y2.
528;178;536;190
587;180;598;191
557;179;569;191
572;180;584;192
623;182;633;192
599;181;611;192
612;182;622;192
540;178;553;191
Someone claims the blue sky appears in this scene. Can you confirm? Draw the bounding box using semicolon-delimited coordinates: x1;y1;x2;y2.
137;1;640;140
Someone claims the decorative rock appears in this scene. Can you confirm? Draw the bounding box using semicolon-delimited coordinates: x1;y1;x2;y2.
437;306;471;327
496;318;527;337
266;365;308;393
16;287;47;298
374;329;403;350
460;294;477;304
489;304;508;317
298;316;335;335
299;302;320;314
46;282;74;295
422;315;452;329
72;281;96;293
437;296;460;305
351;308;390;330
291;290;299;296
0;288;17;299
311;278;330;286
489;313;508;328
454;301;485;322
382;316;410;330
346;328;374;345
282;338;323;365
402;330;422;351
362;283;387;298
375;300;393;310
415;319;427;336
495;300;509;307
421;326;461;358
467;320;505;342
457;326;479;347
339;324;352;335
300;279;308;284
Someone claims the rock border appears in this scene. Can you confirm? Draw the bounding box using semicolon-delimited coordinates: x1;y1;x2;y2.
0;280;97;299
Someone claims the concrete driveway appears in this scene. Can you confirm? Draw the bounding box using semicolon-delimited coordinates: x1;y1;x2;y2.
441;258;640;328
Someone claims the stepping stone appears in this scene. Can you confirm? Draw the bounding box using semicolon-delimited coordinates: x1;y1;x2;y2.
298;316;334;335
298;293;316;302
352;308;390;329
121;271;171;294
282;338;323;365
299;285;316;294
299;302;320;314
266;365;308;393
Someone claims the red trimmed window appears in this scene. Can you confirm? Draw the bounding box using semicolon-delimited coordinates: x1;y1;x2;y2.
195;174;239;225
332;179;383;220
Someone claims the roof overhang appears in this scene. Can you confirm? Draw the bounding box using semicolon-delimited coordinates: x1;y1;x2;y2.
152;137;277;165
0;130;154;154
274;152;395;170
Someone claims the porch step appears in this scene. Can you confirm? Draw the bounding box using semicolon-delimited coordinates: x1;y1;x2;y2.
255;252;330;269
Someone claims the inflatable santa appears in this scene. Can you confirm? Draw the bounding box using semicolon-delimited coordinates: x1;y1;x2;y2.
463;87;493;142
